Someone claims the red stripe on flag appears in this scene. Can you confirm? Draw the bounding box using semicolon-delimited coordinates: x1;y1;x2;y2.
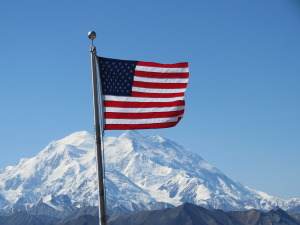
133;81;187;89
134;71;189;78
104;100;185;108
137;61;188;68
105;121;180;130
105;110;184;119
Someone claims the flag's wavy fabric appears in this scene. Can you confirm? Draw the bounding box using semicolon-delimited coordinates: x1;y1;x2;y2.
98;57;189;130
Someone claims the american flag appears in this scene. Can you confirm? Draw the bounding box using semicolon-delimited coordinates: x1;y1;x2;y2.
98;57;189;130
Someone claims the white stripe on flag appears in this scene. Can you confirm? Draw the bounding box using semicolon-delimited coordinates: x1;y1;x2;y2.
135;66;189;73
105;105;185;113
132;87;186;93
133;76;189;83
105;117;180;125
103;95;185;102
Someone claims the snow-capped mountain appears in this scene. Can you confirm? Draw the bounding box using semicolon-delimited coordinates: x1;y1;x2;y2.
0;131;299;213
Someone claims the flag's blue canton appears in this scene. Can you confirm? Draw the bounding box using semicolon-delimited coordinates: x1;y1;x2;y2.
98;57;137;96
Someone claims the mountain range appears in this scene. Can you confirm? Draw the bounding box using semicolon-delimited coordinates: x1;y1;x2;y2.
1;204;299;225
0;130;299;215
108;203;300;225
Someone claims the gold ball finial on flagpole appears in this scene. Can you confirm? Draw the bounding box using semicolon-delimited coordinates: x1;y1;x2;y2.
88;31;97;47
88;31;96;40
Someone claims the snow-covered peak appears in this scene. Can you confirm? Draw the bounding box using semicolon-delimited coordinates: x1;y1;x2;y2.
54;131;94;147
35;131;95;160
0;130;300;213
119;130;168;146
121;130;143;139
118;130;154;149
151;135;167;143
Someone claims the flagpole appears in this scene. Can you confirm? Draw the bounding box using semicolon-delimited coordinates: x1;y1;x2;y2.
88;31;107;225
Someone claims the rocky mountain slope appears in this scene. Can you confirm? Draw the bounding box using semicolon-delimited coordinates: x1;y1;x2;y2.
108;203;300;225
1;204;300;225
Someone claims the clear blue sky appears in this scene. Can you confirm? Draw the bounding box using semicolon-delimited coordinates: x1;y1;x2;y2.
0;0;299;200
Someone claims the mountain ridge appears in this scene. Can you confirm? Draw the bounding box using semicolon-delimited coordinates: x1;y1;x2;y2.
1;204;300;225
0;130;299;214
108;203;300;225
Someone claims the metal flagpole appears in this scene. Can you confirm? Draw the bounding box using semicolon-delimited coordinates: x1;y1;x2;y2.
88;31;107;225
